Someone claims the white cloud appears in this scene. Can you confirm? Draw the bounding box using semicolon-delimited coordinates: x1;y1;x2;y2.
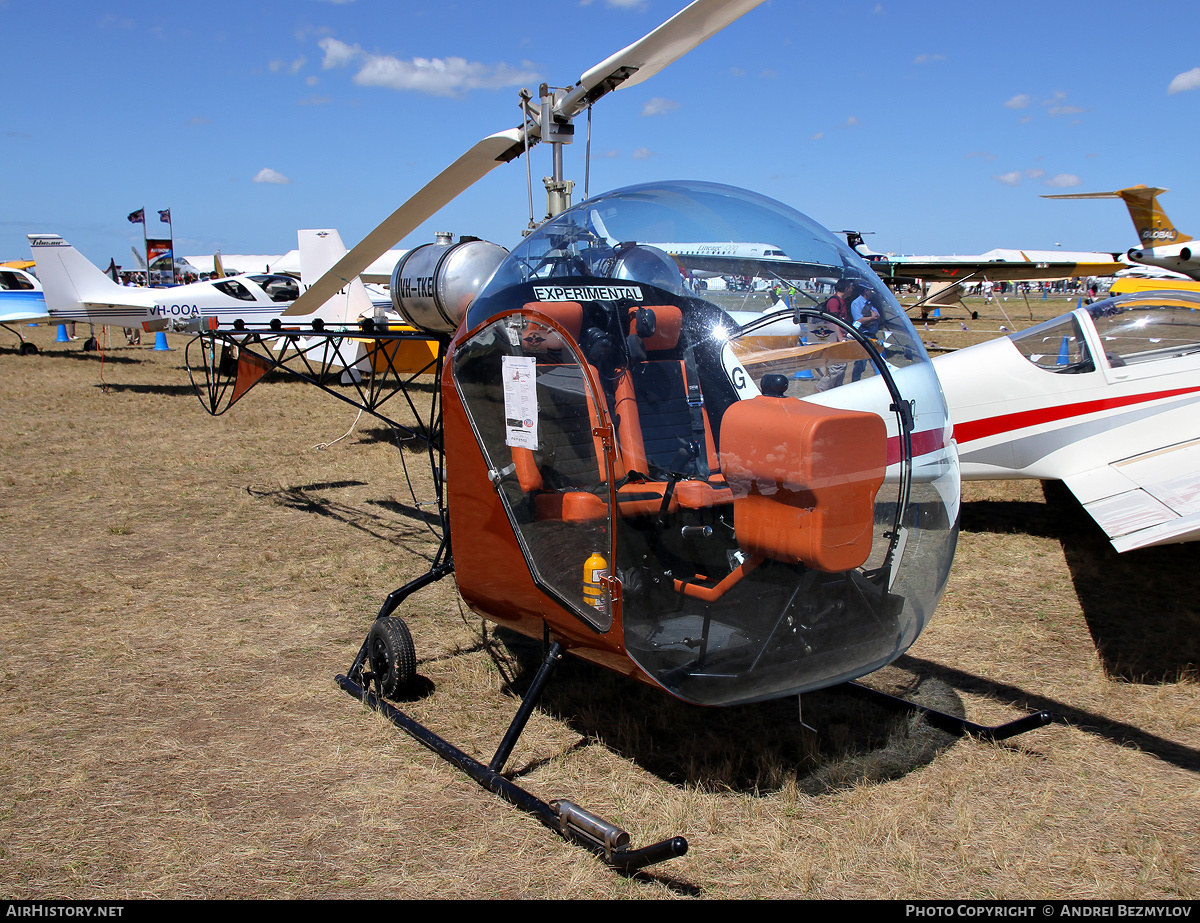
1044;173;1080;188
995;172;1022;186
913;53;945;64
1025;168;1045;179
631;147;654;160
1004;94;1030;109
253;168;291;184
318;37;539;96
810;131;824;141
319;37;359;69
965;151;996;161
641;96;679;116
357;56;538;95
1168;67;1200;94
298;95;331;106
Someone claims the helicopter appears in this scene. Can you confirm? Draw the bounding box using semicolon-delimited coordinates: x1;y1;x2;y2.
187;0;1049;871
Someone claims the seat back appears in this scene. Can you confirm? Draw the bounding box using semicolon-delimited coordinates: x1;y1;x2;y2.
613;304;719;479
505;301;613;522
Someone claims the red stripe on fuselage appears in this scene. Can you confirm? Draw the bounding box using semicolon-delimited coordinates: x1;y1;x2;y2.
954;385;1200;445
886;427;948;466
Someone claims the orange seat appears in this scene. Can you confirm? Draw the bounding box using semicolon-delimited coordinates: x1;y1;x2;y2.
509;301;741;524
609;305;733;513
509;300;678;523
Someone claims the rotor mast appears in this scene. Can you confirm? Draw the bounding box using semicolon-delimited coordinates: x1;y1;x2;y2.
528;83;576;223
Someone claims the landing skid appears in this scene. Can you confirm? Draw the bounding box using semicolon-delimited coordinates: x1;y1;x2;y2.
337;667;687;873
341;565;688;872
847;680;1053;741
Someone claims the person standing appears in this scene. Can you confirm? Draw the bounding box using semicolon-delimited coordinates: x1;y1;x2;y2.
850;289;880;381
814;279;858;392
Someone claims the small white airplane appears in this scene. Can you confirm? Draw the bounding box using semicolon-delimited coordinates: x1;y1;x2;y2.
933;287;1200;552
1045;185;1200;281
29;230;386;338
0;263;48;354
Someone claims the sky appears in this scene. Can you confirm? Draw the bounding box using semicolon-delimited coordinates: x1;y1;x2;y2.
4;0;1200;270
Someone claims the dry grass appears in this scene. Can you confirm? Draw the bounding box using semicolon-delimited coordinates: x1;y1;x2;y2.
0;301;1197;899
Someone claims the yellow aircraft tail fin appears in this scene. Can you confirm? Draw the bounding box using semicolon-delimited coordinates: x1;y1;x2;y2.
1043;185;1192;246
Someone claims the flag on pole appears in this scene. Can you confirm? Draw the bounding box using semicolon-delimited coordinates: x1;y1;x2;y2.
127;208;145;224
158;209;171;223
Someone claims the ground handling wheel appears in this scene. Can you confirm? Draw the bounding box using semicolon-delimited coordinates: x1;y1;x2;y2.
19;342;38;355
83;337;98;351
367;616;416;699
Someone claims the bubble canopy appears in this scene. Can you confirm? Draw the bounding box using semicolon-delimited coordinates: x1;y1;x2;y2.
451;181;959;706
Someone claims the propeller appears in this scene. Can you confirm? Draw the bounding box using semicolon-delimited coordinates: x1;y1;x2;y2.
283;0;765;318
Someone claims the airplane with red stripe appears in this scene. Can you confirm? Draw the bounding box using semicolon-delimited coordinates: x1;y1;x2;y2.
932;288;1200;552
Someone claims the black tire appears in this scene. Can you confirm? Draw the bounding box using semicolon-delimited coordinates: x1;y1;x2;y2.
83;337;98;352
19;342;38;355
367;616;416;698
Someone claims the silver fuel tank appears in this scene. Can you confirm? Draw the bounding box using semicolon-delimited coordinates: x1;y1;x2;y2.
390;233;507;334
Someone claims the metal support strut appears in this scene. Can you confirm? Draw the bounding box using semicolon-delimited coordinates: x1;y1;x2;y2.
490;640;564;773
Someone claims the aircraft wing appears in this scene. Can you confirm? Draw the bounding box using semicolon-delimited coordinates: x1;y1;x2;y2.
0;309;47;324
733;338;862;371
1062;439;1200;552
673;253;833;280
870;258;1122;284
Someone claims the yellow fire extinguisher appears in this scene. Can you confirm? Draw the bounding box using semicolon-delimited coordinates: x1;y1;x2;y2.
583;551;608;614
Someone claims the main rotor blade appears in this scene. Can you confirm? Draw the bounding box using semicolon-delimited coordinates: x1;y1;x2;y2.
283;128;524;317
558;0;767;118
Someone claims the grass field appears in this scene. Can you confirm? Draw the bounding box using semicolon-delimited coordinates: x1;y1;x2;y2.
0;298;1196;899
